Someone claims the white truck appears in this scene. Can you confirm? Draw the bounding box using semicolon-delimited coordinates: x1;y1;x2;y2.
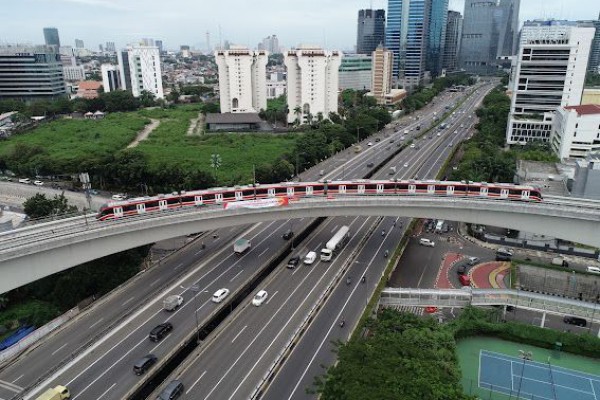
234;238;251;255
163;295;184;311
36;386;70;400
320;226;350;261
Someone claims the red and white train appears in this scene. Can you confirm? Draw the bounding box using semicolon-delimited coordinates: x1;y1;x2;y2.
96;180;543;220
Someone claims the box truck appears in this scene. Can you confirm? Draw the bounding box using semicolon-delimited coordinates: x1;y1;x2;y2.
320;226;350;261
36;386;70;400
163;295;184;311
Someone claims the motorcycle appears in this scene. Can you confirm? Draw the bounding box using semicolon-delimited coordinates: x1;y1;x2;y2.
384;250;389;258
361;276;366;283
339;319;346;327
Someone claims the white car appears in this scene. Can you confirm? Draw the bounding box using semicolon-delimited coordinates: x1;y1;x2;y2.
367;142;373;147
304;251;317;265
419;238;435;247
403;163;409;168
212;288;230;303
33;180;44;186
410;144;416;149
18;178;30;184
252;290;268;306
111;194;126;201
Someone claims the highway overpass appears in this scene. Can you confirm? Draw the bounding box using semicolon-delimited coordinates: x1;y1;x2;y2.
0;195;599;293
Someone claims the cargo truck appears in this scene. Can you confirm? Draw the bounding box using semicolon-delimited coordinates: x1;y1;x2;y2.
163;295;184;311
320;226;350;261
36;385;70;400
234;238;251;254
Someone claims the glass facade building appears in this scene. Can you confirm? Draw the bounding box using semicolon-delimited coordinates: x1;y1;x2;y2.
43;27;61;50
357;9;386;55
459;0;520;75
385;0;430;90
426;0;448;77
443;10;463;71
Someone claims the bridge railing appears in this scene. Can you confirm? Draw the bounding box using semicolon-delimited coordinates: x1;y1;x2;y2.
380;288;600;321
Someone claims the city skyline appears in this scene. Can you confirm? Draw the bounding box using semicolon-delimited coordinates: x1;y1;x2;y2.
0;0;598;52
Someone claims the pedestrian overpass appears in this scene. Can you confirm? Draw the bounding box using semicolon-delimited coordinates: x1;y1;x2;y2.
0;195;599;293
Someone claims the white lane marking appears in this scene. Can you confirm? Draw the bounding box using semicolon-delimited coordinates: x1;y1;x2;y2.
231;326;247;343
122;297;134;306
149;278;161;287
96;383;116;399
175;262;184;270
51;343;68;356
187;371;207;394
0;379;22;392
89;318;104;330
258;247;269;258
331;225;338;233
266;291;278;304
229;270;244;282
11;375;23;384
195;249;203;255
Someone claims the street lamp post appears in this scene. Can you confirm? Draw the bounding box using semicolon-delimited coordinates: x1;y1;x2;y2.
189;284;201;344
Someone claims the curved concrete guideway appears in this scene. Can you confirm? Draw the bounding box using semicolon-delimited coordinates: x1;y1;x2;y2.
0;196;599;294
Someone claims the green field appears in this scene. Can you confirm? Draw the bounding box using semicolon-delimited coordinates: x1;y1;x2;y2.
457;336;600;399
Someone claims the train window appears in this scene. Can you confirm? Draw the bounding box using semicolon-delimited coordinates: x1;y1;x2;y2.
97;207;112;219
222;190;235;200
203;193;215;203
123;203;136;213
453;184;467;194
364;182;377;193
396;183;409;192
146;200;159;209
328;184;339;193
275;186;287;195
312;185;324;193
166;197;180;206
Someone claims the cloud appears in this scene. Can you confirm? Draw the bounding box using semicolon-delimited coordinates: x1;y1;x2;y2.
52;0;131;10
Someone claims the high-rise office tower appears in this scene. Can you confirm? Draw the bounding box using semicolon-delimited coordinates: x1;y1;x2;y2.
357;9;386;55
371;45;394;104
258;35;280;54
0;46;66;101
214;46;268;113
426;0;448;77
506;21;595;145
442;10;462;72
586;13;600;73
385;0;431;90
43;27;61;50
155;40;164;54
459;0;520;75
118;45;164;99
75;39;84;49
99;44;104;52
101;64;122;92
284;46;342;124
105;42;116;53
141;38;155;46
339;54;372;90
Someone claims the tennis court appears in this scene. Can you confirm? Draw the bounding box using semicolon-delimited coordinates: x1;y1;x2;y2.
479;350;600;400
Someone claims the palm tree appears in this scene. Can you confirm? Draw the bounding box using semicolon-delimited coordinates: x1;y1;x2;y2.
293;106;302;126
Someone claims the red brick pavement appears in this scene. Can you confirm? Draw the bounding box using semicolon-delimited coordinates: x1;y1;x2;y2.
435;252;464;289
470;261;507;288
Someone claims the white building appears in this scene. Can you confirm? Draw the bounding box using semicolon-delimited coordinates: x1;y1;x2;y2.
118;45;164;99
62;65;85;82
266;72;286;100
506;21;595;145
551;104;600;160
214;46;268;113
285;45;342;124
101;64;121;93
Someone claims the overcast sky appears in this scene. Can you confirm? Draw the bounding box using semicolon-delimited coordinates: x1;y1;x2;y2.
0;0;598;52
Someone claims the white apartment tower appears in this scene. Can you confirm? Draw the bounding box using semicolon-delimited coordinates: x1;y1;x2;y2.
506;21;595;145
101;64;121;93
285;46;342;124
214;46;268;113
117;45;164;99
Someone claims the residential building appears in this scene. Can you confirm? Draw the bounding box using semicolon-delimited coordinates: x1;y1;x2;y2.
118;45;164;99
357;9;386;55
181;45;191;58
571;153;600;200
75;39;84;49
385;0;431;90
258;35;280;54
506;21;595;145
155;40;164;54
43;27;60;50
582;88;600;105
214;46;268;113
63;65;85;82
551;104;600;160
76;80;102;99
284;45;342;124
339;54;372;91
105;42;116;53
459;0;520;75
442;10;462;72
426;0;448;77
99;44;104;53
266;72;286;99
0;46;66;101
141;38;155;46
101;64;121;92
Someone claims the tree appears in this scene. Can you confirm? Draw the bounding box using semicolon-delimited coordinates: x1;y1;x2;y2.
100;90;139;112
23;193;77;219
138;90;156;107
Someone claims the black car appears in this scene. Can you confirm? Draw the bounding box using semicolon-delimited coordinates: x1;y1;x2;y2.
287;256;300;269
367;162;374;168
158;380;184;400
149;322;173;342
282;231;294;240
563;316;587;327
133;354;157;375
456;265;467;275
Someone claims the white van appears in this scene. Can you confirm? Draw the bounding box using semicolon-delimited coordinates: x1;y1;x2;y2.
18;178;30;184
419;238;435;247
586;266;600;275
304;251;317;265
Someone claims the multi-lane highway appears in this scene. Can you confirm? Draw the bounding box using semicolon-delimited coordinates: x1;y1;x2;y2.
0;83;492;400
154;84;495;399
